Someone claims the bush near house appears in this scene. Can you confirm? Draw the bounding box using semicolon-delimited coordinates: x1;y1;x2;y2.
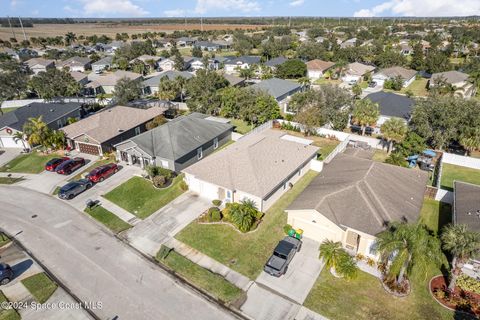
457;274;480;295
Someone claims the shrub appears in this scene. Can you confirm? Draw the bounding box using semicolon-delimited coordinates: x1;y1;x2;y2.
366;257;376;267
179;180;188;191
157;167;173;180
355;253;365;261
145;165;159;178
208;207;222;222
212;199;222;207
152;175;166;188
457;274;480;294
283;224;293;235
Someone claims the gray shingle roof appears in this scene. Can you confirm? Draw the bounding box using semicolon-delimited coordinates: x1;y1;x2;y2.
92;56;113;66
118;113;232;161
224;56;261;65
251;78;301;100
454;181;480;232
0;102;83;131
142;71;193;87
431;71;469;85
264;57;288;67
365;91;414;119
288;152;428;235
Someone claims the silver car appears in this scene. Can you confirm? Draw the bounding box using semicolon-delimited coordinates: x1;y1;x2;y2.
58;179;93;200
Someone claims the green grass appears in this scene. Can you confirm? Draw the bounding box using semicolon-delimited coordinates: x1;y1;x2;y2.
0;152;59;174
359;81;369;89
52;186;60;195
84;206;131;234
0;108;18;114
280;130;339;160
68;158;112;181
156;248;244;304
230;119;252;134
0;234;10;248
402;78;429;97
314;78;342;85
0;177;24;185
418;198;452;234
104;175;186;219
440;163;480;191
21;273;57;304
372;149;389;163
176;170;319;279
0;291;20;320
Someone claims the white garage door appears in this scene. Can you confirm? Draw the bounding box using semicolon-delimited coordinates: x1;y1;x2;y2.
0;136;24;148
291;217;339;243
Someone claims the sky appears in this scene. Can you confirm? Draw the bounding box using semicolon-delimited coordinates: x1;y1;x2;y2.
1;0;480;18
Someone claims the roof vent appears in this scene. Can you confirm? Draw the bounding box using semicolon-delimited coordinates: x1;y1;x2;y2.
50;109;54;112
467;212;472;215
118;129;124;132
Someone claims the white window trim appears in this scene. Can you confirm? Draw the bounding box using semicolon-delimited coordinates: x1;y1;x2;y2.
197;147;203;160
213;138;219;149
134;126;141;135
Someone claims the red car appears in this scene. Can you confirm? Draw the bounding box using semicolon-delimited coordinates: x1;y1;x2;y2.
45;157;70;171
87;163;118;183
55;157;86;175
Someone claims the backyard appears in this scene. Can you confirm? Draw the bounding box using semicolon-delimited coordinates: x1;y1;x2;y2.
175;170;319;279
229;118;252;134
104;174;186;219
440;163;480;191
279;130;340;160
0;152;59;174
304;196;456;320
84;206;131;234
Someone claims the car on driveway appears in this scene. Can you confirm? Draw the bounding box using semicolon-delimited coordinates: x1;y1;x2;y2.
45;157;70;171
87;163;118;183
58;179;93;200
55;157;86;175
264;236;302;277
0;263;13;285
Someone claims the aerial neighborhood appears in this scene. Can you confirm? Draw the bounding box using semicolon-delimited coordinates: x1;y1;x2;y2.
0;12;480;320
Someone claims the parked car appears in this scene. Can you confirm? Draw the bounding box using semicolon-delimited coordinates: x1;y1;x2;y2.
350;124;374;136
55;157;86;175
0;263;13;285
87;163;118;183
264;236;302;277
45;157;70;171
368;81;377;88
58;179;93;200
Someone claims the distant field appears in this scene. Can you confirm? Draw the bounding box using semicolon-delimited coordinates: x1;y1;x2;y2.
0;23;266;40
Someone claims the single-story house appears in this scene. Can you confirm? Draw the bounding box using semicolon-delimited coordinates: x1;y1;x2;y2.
176;37;197;47
189;57;220;71
0;102;84;149
25;58;55;75
342;62;376;83
251;78;303;114
364;91;414;133
224;56;261;74
129;55;162;71
306;59;335;80
104;41;126;53
70;71;89;86
263;56;288;71
61;105;164;156
0;47;19;60
158;58;175;72
115;113;233;171
194;41;222;51
183;129;319;212
56;56;92;72
373;66;417;88
453;181;480;274
340;38;357;49
430;71;476;99
142;71;193;95
286;151;428;260
86;70;143;95
91;56;113;73
223;74;245;87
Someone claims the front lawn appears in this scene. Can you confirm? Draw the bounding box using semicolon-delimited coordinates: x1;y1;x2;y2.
230;119;252;134
418;198;452;234
176;170;318;279
0;291;20;320
0;152;59;174
440;163;480;191
156;247;244;304
21;273;57;304
84;206;131;234
104;175;186;219
0;177;24;185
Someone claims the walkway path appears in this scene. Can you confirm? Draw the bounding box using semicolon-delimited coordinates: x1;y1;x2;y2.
100;197;140;225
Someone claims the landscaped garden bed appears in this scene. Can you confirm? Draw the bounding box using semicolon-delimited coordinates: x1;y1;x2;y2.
430;275;480;317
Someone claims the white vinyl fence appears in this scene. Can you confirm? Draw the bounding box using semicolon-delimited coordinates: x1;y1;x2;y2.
1;97;111;109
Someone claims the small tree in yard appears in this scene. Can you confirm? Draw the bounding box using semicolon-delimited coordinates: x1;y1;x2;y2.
441;224;480;291
352;99;380;135
319;240;359;279
381;118;408;154
113;77;141;105
459;127;480;156
351;84;362;98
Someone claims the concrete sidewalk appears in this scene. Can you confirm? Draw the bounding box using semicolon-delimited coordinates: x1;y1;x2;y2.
100;197;140;225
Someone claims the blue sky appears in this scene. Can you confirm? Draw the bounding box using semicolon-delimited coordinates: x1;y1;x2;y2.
1;0;479;18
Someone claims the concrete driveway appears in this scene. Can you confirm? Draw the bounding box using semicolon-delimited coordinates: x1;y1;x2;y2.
125;192;212;256
255;238;324;304
0;186;234;320
0;148;22;167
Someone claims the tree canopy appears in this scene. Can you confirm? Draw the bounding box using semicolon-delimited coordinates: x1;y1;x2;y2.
29;68;80;100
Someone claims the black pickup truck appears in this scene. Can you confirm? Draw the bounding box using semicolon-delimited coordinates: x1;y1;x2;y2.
264;236;302;277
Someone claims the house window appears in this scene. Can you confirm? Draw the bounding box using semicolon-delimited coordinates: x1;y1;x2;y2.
283;182;287;190
368;241;378;256
213;138;219;149
197;147;203;160
134;126;141;135
57;119;63;128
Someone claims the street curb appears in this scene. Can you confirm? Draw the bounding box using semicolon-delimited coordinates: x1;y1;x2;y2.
0;229;101;320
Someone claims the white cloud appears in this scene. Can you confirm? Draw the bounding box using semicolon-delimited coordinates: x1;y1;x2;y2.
289;0;304;6
354;0;480;17
164;9;186;17
79;0;149;17
194;0;261;14
10;0;20;7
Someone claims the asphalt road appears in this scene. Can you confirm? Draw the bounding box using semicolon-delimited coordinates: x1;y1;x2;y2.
0;186;235;320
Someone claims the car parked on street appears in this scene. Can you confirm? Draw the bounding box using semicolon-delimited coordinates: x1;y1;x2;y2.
368;81;377;88
55;157;86;175
87;163;118;183
0;263;13;285
58;179;93;200
45;157;70;171
264;236;301;277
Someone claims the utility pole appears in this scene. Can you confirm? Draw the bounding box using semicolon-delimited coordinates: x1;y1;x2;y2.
7;16;16;40
18;16;27;41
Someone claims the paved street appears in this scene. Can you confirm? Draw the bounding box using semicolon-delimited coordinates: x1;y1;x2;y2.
0;186;235;320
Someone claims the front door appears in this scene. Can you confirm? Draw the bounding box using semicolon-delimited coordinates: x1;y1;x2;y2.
345;230;360;254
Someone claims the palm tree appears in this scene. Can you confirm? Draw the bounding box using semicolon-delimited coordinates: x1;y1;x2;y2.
336;254;359;280
352;99;380;135
319;240;349;274
22;116;50;147
381;118;408;154
298;77;311;89
238;67;255;80
334;60;348;79
441;224;480;291
376;222;444;286
12;131;27;150
64;32;77;46
459;127;480;156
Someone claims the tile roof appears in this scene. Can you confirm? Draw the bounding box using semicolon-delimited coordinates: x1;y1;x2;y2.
306;59;335;71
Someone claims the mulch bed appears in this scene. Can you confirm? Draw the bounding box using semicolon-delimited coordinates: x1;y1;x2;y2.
430;275;480;316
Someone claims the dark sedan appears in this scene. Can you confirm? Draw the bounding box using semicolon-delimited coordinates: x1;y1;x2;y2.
45;157;70;171
0;263;13;285
55;157;86;175
58;179;93;200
